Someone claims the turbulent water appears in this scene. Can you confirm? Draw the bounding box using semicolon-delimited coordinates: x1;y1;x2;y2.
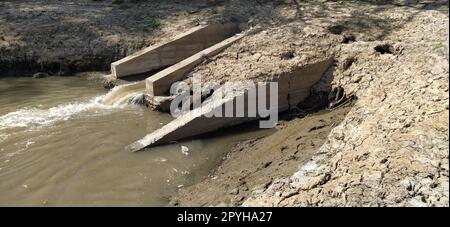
0;76;270;206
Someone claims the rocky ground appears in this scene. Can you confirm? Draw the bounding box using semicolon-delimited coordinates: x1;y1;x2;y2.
172;0;449;207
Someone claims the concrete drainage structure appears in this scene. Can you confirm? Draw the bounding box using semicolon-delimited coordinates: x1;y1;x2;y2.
110;23;334;152
125;58;333;152
111;23;239;78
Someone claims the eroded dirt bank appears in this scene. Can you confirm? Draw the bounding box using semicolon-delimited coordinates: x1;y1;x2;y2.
171;0;449;207
170;106;354;206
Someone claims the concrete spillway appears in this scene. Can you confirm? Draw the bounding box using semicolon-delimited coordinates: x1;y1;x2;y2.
110;23;333;152
125;58;333;152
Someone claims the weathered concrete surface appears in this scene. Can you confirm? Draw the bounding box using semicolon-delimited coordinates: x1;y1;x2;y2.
126;58;333;152
146;33;245;96
111;23;239;78
277;58;334;112
125;92;253;152
145;94;176;112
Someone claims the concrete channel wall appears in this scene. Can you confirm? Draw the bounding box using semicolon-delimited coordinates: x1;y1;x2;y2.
145;33;245;96
111;23;240;78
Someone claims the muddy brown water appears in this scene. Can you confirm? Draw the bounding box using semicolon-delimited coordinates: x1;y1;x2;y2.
0;76;272;206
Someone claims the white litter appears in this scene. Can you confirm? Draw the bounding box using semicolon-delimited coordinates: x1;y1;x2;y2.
180;145;189;156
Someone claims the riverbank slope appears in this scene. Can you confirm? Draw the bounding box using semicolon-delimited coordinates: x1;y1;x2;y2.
171;0;449;207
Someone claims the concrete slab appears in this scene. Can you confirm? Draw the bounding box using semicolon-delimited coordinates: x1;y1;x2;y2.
111;23;239;78
125;89;254;152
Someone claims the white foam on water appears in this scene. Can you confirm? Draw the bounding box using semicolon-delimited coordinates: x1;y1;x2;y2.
100;81;145;106
0;96;108;130
0;82;145;130
108;91;144;106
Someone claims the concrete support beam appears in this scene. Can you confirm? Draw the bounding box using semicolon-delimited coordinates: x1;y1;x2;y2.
126;91;254;152
146;33;245;96
111;23;239;78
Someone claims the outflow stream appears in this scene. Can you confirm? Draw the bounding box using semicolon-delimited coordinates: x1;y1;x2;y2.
0;76;270;206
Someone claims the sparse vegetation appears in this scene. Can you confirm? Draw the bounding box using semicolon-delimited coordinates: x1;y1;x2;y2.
150;19;161;29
